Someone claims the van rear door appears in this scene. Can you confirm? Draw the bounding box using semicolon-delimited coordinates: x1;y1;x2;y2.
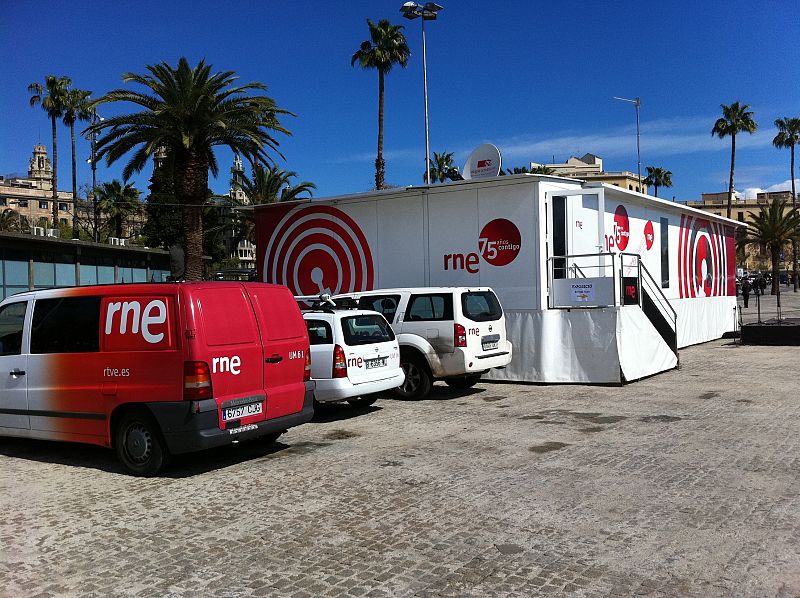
191;286;266;426
245;285;308;419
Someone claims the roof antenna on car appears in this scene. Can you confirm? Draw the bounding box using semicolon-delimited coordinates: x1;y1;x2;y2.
318;293;336;308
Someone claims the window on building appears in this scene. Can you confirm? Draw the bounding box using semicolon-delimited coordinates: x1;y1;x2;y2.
18;200;28;208
628;185;633;190
59;218;67;226
737;212;745;222
0;198;6;206
59;202;68;211
39;201;49;209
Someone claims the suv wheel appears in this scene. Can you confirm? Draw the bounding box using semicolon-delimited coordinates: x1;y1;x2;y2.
395;355;432;400
445;374;482;389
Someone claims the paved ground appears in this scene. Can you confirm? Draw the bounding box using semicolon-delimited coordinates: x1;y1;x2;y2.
1;339;800;597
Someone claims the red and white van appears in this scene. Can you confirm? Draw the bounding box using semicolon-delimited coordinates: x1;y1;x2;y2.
0;282;314;476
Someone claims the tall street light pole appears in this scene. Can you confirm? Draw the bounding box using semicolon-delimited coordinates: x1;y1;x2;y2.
86;110;103;242
613;96;642;192
401;2;443;186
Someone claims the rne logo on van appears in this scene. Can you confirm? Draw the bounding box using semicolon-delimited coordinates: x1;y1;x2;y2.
102;297;172;351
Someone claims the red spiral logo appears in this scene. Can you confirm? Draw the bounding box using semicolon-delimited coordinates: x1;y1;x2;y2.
263;205;374;296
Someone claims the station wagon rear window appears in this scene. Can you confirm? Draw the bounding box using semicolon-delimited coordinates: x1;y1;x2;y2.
341;315;395;346
461;291;503;322
305;319;333;345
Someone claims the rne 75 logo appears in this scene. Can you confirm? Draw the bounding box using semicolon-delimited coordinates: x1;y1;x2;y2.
102;297;173;351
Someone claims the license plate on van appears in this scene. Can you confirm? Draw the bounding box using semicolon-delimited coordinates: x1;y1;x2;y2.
482;334;500;351
365;357;387;369
222;401;263;421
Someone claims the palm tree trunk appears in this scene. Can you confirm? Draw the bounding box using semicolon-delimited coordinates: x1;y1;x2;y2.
726;134;736;220
772;247;781;297
70;122;79;238
375;69;385;190
791;143;798;292
175;150;208;281
654;184;659;198
51;115;59;229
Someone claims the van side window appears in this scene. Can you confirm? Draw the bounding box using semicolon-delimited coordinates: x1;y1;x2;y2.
0;302;27;356
357;295;401;322
31;297;101;354
405;293;453;322
305;319;332;345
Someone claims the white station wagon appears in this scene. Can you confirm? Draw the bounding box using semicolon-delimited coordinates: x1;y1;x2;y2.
302;304;404;407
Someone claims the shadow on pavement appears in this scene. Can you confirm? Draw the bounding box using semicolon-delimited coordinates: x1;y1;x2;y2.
0;433;312;478
310;402;382;423
379;384;486;402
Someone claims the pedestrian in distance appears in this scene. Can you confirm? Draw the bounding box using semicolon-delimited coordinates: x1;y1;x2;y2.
759;275;767;295
741;278;752;308
753;277;761;297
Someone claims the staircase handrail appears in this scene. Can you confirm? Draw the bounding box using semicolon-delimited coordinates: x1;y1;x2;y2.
639;262;677;327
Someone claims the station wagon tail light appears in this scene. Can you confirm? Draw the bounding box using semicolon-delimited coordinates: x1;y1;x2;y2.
454;323;467;347
333;344;347;378
304;349;311;381
184;361;212;400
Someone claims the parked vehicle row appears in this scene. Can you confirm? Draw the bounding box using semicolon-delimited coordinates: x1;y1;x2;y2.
0;283;511;476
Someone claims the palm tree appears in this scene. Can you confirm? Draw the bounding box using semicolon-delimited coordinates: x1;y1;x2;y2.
28;75;71;228
738;199;800;300
95;180;141;238
643;166;673;197
91;58;291;280
773;117;800;291
62;88;93;238
351;19;411;190
0;209;27;232
230;163;315;243
711;102;758;219
530;165;555;175
424;151;455;183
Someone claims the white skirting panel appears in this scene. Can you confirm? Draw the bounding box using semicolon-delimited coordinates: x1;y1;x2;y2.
673;296;737;348
616;306;678;382
487;309;621;384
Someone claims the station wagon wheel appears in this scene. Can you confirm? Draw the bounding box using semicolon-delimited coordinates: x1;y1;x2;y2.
445;374;482;389
115;411;169;477
347;396;378;408
394;355;432;400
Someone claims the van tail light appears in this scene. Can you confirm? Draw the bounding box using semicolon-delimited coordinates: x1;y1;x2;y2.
184;361;212;400
304;349;311;381
333;344;347;379
454;323;467;347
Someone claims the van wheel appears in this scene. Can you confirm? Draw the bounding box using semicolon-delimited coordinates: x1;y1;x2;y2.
114;410;169;477
445;374;482;389
395;355;432;400
347;396;378;408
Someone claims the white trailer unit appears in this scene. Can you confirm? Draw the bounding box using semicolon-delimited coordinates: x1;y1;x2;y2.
255;175;739;383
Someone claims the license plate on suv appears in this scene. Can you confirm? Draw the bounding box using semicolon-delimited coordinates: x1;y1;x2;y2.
365;357;387;369
481;334;500;351
222;401;263;421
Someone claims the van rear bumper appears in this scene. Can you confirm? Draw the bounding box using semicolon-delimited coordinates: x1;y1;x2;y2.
148;381;315;455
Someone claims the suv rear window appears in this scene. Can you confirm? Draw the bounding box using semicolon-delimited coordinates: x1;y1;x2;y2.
342;315;395;346
404;293;453;322
461;291;503;322
357;295;401;323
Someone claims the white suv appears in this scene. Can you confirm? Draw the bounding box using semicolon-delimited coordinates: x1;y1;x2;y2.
302;306;404;407
335;288;512;399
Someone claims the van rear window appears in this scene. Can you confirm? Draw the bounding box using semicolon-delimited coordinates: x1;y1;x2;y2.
32;297;101;354
461;292;503;322
342;315;395;346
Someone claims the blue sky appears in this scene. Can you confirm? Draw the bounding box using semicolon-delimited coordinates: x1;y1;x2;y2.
2;0;798;202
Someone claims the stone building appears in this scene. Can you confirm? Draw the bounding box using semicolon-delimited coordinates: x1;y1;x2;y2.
0;144;74;230
530;153;649;194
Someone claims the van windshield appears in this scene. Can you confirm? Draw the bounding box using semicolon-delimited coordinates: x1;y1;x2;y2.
342;315;395;346
461;291;503;322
